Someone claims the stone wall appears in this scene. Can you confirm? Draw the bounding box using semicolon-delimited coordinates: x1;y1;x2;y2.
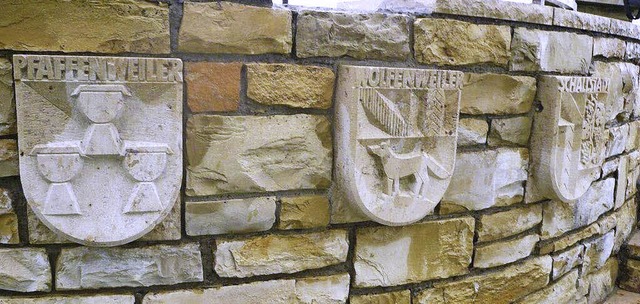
0;0;639;303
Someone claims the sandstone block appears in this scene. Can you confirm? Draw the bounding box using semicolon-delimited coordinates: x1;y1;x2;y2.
0;139;18;177
489;116;532;146
593;37;626;59
415;256;552;304
0;213;18;244
186;197;276;236
477;204;542;242
354;217;474;287
296;11;410;61
614;199;637;253
474;234;539;268
0;295;134;304
186;115;332;196
278;196;330;230
553;8;611;32
442;148;528;211
0;59;15;135
414;19;510;66
627;121;640;153
351;291;411;304
295;274;350;304
514;269;579;304
179;2;291;54
0;1;169;53
457;118;488;146
214;230;348;278
511;28;593;73
247;63;335;109
433;0;553;24
583;258;618;304
186;62;241;113
56;244;203;290
0;248;50;292
552;245;584;280
539;222;600;255
582;231;614;275
460;73;536;115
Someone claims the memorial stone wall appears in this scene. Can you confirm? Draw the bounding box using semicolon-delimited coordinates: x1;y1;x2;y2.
0;0;640;303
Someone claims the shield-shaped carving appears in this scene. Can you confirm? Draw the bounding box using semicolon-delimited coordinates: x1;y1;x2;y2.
334;66;462;225
13;55;183;246
527;76;609;203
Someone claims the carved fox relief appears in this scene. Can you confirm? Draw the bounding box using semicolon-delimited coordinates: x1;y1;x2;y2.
527;76;609;203
334;66;462;225
13;55;183;246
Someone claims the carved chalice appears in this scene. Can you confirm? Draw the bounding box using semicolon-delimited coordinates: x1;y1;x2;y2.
122;143;172;214
31;143;84;215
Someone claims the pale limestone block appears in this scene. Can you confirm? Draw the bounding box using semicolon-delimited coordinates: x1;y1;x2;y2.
442;148;528;211
186;114;331;196
0;248;51;292
593;37;626;59
613;199;637;253
488;116;532;146
601;157;619;178
279;196;330;230
354;217;474;287
553;8;611;32
605;124;630;157
350;290;411;304
581;258;618;304
214;230;348;278
477;204;542;242
185;197;276;236
626;121;640;152
0;59;15;135
473;234;539;268
56;244;203;290
433;0;554;25
461;73;536;115
551;244;584;280
526;76;608;203
457;118;488;146
295;274;350;304
0;295;134;304
510;29;593;73
582;231;614;275
334;65;462;225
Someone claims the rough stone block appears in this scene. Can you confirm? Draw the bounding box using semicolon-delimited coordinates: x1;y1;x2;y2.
186;197;276;236
474;234;539;268
0;248;50;292
350;291;411;304
614;199;637;253
582;258;618;304
0;139;18;177
488;116;532;146
354;217;474;287
215;230;348;278
539;222;600;255
460;73;536;115
553;8;611;32
56;244;203;290
186;115;332;196
551;244;584;280
442;148;528;211
296;11;410;61
477;204;542;242
0;213;18;244
621;259;640;293
278;196;330;230
185;62;242;113
606;124;630;157
0;1;169;53
0;59;15;135
457;118;488;146
582;231;614;275
247;63;335;109
433;0;554;25
179;2;292;55
511;28;593;73
414;19;510;66
593;37;626;59
592;62;639;121
0;295;134;304
514;269;579;304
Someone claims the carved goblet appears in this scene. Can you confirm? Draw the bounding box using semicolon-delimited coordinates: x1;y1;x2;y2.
122;144;170;214
32;144;84;215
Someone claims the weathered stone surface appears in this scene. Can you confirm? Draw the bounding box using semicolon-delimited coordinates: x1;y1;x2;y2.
627;121;640;153
296;11;410;61
0;139;18;177
621;259;640;293
140;200;182;241
626;152;640;200
539;222;600;254
0;248;50;292
279;196;330;230
179;2;291;55
215;230;348;278
553;8;611;32
583;231;614;275
0;1;169;53
318;0;435;13
602;157;619;177
56;244;203;290
442;148;528;211
415;256;552;304
593;37;626;59
628;42;640;62
0;213;18;244
489;116;532;146
0;295;135;304
511;29;593;73
247;63;334;109
433;0;554;25
186;115;331;196
552;245;584;280
606;125;630;157
604;289;640;304
457;118;488;146
627;230;640;258
460;73;536;115
583;258;618;304
354;217;474;287
611;19;640;40
185;62;241;113
474;234;539;268
0;187;10;213
614;199;637;253
514;269;579;304
186;197;276;236
541;178;615;240
351;290;411;304
144;274;349;304
0;59;15;135
414;19;510;66
477;204;542;242
592;62;639;121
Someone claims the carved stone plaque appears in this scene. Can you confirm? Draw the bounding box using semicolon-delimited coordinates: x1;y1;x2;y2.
13;55;183;246
527;76;609;203
334;65;462;225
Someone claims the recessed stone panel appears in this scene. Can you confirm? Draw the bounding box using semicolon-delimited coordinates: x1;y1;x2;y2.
13;55;183;246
